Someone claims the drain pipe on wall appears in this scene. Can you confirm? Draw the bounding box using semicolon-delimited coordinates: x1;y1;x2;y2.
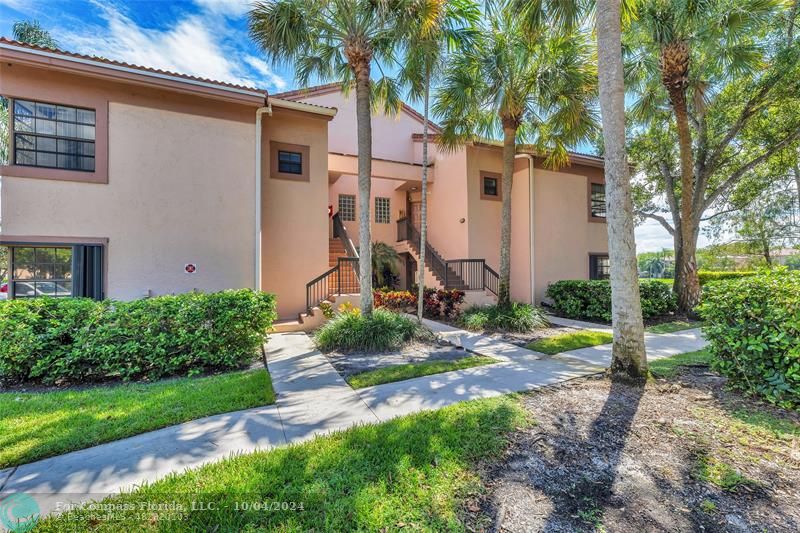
254;103;272;291
515;154;536;304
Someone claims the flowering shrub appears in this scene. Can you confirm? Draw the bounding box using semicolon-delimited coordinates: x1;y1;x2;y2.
419;288;465;319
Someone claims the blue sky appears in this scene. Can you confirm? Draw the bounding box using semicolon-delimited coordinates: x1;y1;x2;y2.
0;0;695;252
0;0;294;92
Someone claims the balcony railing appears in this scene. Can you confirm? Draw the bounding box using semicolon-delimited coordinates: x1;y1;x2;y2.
306;257;359;312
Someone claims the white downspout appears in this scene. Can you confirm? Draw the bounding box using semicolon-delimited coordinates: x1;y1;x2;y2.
255;104;272;291
515;154;536;304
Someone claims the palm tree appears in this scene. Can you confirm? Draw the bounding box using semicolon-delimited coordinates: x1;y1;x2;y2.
397;0;479;321
433;2;597;307
510;0;648;376
249;0;407;316
596;0;648;378
626;0;783;313
12;20;58;48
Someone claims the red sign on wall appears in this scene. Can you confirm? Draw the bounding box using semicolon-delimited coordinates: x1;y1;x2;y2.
184;264;197;274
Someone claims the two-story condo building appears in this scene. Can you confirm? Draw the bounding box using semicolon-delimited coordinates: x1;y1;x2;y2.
0;38;609;326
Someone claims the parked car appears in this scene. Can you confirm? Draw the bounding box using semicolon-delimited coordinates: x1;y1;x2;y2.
0;282;7;300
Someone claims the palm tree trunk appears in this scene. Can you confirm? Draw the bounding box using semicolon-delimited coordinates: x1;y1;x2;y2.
498;123;516;307
662;42;701;313
417;71;430;321
596;0;647;379
355;66;374;316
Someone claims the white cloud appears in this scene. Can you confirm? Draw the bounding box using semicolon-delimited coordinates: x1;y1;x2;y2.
58;2;286;91
635;217;714;253
0;0;33;13
244;55;287;90
194;0;253;18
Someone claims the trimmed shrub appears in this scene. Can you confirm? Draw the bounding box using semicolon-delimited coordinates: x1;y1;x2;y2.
698;271;756;285
314;308;432;352
458;302;550;332
0;290;277;384
546;280;676;322
698;270;800;409
419;288;465;319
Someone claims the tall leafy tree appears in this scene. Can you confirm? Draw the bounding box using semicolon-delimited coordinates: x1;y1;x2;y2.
397;0;479;321
434;0;597;306
250;0;407;315
626;0;789;313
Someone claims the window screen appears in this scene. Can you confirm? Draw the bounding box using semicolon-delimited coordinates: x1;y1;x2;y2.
13;99;96;172
590;254;610;280
277;150;302;174
591;183;606;218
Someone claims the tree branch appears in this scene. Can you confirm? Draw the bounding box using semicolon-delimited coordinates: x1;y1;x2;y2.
638;211;675;235
703;128;800;211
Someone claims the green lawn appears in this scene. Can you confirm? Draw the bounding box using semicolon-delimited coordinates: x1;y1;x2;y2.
0;369;274;468
646;320;703;334
346;355;497;389
527;330;613;355
36;396;529;532
649;349;711;378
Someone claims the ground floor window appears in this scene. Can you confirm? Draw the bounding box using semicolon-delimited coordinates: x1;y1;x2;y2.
8;244;103;299
589;254;610;280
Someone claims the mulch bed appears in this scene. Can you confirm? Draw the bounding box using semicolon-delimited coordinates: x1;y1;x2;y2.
324;339;470;378
464;367;800;532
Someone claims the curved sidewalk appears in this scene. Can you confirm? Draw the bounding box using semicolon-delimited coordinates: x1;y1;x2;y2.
0;326;707;517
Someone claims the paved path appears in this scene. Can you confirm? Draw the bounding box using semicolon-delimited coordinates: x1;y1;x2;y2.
1;324;707;518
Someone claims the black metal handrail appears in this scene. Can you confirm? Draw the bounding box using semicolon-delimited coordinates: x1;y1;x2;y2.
445;259;485;291
305;257;359;312
332;212;359;258
397;217;449;283
483;263;500;296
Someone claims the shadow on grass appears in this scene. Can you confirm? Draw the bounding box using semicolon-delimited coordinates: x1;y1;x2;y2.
37;396;527;531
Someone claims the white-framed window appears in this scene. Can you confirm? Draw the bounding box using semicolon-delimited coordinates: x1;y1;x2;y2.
338;194;356;221
13;99;96;172
375;197;391;224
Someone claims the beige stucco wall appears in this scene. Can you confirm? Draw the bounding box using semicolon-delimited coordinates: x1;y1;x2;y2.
261;108;330;319
328;175;405;247
533;168;608;303
300;91;424;163
2;102;256;299
425;148;470;261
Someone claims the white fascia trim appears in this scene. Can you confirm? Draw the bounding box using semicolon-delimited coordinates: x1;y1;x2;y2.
268;97;338;117
0;42;266;99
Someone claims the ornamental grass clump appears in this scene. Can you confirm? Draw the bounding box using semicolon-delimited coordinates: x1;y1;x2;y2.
458;302;550;332
314;308;433;352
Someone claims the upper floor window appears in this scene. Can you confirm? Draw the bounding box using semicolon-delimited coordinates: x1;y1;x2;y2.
590;182;606;219
339;194;356;221
278;150;302;175
375;197;391;224
481;172;501;201
590;254;610;280
13;99;96;172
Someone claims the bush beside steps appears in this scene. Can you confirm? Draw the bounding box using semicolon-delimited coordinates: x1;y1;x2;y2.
0;289;277;385
314;308;433;352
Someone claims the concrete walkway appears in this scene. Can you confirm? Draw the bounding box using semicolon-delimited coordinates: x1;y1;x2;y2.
1;324;707;518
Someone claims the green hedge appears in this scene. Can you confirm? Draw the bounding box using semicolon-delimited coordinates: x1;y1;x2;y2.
698;271;756;285
546;280;676;322
0;290;277;385
698;270;800;409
